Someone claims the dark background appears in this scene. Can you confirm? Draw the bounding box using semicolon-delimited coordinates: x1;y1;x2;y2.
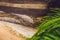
48;0;60;8
0;0;60;17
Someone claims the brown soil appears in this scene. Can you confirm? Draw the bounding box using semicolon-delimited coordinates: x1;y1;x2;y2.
0;23;25;40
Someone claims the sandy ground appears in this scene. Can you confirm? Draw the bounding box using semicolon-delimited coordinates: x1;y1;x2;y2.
0;23;21;40
0;21;36;40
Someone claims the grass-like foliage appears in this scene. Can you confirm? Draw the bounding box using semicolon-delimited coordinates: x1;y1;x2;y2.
28;8;60;40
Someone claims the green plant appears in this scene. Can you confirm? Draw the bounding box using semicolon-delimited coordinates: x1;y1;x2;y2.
30;18;60;40
28;8;60;40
